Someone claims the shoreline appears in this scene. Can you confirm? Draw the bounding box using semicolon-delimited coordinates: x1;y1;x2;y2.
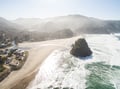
10;70;37;89
0;46;62;89
0;37;74;89
10;49;62;89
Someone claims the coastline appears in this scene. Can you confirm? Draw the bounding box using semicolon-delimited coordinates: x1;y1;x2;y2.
0;46;63;89
10;71;37;89
0;37;74;89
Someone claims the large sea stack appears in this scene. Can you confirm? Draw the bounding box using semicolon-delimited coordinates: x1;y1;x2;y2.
70;38;92;57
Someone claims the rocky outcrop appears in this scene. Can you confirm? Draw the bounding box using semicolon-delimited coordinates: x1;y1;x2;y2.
70;38;92;57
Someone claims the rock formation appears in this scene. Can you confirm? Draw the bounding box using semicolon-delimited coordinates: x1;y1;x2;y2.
70;38;92;57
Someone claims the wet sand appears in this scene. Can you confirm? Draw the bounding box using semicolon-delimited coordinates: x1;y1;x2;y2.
0;37;76;89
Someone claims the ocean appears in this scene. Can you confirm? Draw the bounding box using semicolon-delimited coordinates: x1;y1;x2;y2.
27;34;120;89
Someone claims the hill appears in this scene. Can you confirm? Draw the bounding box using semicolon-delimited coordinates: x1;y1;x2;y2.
13;15;120;34
1;15;120;42
0;17;27;40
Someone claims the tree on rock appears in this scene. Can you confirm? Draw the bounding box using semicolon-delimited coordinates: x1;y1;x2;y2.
70;38;92;57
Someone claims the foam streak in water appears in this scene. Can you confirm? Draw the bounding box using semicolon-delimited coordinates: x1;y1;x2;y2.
27;34;120;89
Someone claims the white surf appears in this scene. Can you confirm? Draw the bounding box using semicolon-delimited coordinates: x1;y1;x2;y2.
27;34;120;89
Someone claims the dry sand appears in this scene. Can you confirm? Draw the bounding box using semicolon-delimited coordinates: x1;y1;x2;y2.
0;37;78;89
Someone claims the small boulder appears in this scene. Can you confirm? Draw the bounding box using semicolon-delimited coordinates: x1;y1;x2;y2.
70;38;92;57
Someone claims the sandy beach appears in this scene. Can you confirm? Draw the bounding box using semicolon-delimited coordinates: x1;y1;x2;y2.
0;37;76;89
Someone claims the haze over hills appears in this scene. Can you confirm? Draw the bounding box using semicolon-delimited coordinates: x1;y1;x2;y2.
13;15;120;34
1;15;120;41
0;17;28;40
0;17;26;32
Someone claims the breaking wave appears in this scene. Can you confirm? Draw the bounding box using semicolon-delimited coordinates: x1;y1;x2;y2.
27;34;120;89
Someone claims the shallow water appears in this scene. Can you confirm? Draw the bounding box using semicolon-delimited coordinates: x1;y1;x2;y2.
27;34;120;89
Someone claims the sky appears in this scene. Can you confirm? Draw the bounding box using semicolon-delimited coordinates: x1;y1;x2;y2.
0;0;120;20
